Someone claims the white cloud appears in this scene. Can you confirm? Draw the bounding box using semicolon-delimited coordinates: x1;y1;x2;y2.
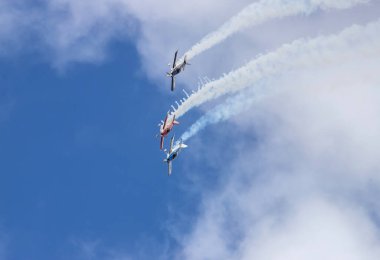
122;2;380;259
178;192;380;260
1;1;379;259
0;1;35;55
174;52;380;259
0;0;378;75
129;0;380;89
42;0;135;69
0;0;254;70
240;198;380;260
0;0;136;68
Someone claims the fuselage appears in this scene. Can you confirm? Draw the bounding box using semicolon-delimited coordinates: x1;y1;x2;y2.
160;116;179;137
168;62;186;77
166;150;179;162
165;143;187;162
160;124;173;137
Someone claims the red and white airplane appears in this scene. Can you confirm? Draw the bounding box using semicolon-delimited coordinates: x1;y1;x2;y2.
159;113;179;150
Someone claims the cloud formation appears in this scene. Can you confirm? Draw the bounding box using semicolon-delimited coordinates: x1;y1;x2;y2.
0;0;136;68
0;0;253;70
151;4;380;259
175;54;380;259
0;0;378;74
1;1;379;259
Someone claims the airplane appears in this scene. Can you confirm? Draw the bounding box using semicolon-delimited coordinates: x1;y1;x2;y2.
158;113;179;150
163;136;188;176
167;50;190;91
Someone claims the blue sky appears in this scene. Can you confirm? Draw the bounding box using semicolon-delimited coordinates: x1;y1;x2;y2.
1;1;380;260
0;38;196;258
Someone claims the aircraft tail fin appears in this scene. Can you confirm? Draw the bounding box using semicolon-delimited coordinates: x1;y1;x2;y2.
179;138;188;149
173;114;179;125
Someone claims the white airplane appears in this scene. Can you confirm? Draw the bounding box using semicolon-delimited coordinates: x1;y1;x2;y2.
167;50;190;91
163;136;188;176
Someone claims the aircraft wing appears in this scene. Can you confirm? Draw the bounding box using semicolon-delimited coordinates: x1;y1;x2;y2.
162;114;168;129
171;76;175;91
172;50;178;68
168;161;172;176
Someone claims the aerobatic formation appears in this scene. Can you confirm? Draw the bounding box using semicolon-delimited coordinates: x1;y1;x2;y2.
157;49;189;176
158;0;378;176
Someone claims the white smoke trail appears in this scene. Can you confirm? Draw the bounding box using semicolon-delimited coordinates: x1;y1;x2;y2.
180;85;268;142
173;18;380;119
180;19;380;141
179;0;368;62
